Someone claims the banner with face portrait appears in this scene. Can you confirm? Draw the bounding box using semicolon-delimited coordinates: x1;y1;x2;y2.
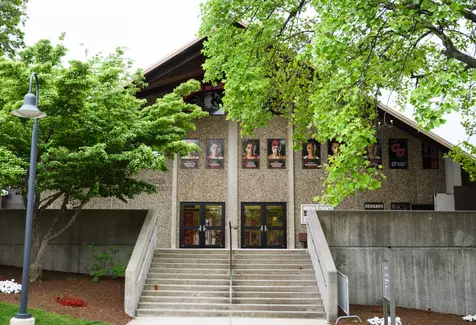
302;139;321;169
367;139;382;167
242;139;260;169
267;139;286;169
206;139;225;169
181;139;200;169
328;140;341;156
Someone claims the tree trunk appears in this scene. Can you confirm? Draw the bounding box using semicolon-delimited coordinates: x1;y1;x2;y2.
29;238;48;282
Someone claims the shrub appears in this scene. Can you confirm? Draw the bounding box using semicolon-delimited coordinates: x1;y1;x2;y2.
87;244;128;282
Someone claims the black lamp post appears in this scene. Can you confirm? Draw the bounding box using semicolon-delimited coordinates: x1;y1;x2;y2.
11;72;46;323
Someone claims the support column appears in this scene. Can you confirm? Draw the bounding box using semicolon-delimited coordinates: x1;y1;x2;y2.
287;117;295;249
170;154;178;248
228;121;239;248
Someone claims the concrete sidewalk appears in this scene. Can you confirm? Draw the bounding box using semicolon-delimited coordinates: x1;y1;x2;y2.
127;317;329;325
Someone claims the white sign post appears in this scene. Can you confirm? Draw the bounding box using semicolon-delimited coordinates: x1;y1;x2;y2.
382;256;396;325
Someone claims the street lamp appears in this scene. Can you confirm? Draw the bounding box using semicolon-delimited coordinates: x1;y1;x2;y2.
10;72;46;325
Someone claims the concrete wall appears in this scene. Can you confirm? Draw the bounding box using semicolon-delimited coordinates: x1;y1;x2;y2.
0;209;147;274
318;211;476;315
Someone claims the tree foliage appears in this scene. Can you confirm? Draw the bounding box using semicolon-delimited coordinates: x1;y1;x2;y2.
0;40;207;281
199;0;476;204
0;0;28;57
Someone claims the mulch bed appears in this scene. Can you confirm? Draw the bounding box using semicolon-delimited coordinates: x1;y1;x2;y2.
0;266;132;325
0;265;470;325
333;304;467;324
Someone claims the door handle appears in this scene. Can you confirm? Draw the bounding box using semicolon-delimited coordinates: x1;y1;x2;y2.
198;225;202;232
264;225;268;232
203;225;207;231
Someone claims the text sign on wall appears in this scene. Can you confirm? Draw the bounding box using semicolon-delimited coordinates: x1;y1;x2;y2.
364;202;384;210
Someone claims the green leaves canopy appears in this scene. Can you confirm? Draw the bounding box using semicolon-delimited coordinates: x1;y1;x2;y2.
0;0;28;57
200;0;476;204
0;40;207;207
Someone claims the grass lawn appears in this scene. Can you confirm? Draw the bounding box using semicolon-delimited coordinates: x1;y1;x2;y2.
0;302;110;325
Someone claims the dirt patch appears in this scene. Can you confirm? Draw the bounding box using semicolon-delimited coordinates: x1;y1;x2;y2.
334;304;466;325
0;266;132;325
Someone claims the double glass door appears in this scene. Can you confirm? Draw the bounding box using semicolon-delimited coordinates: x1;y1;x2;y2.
180;202;225;248
241;203;286;248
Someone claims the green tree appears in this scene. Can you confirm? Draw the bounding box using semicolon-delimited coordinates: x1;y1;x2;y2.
0;0;28;57
199;0;476;205
0;40;207;281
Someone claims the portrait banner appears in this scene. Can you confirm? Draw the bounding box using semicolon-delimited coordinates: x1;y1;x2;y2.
302;139;321;169
206;139;225;169
267;138;286;169
181;139;200;169
242;139;260;169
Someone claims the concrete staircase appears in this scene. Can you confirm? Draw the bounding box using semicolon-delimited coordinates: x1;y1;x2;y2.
136;249;325;319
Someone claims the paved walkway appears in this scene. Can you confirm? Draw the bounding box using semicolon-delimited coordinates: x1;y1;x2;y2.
127;317;329;325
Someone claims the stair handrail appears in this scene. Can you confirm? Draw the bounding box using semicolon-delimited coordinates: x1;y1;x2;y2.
229;221;233;305
124;209;158;317
306;209;338;322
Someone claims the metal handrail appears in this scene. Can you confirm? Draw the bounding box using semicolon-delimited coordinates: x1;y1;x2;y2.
229;221;233;305
136;225;157;284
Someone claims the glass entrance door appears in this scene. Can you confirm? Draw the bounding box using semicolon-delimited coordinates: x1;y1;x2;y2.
241;203;286;248
180;202;225;248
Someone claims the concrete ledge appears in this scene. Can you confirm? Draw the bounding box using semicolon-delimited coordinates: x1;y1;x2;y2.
125;209;158;317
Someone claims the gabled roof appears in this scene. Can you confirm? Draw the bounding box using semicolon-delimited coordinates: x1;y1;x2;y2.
141;35;455;152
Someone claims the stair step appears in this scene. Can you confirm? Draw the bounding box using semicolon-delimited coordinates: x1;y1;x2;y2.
143;284;228;291
233;274;315;280
232;297;322;305
147;273;229;280
145;279;229;285
152;258;229;264
234;259;311;264
150;263;229;269
233;264;312;269
155;249;227;254
141;290;229;297
149;267;230;274
232;269;313;275
231;304;323;312
141;296;229;303
138;302;230;310
233;291;320;298
233;285;317;292
136;309;325;318
232;310;325;318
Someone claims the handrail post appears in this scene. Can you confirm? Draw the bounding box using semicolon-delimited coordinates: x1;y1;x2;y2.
229;221;233;306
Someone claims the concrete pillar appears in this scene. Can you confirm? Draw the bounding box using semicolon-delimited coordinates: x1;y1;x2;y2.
445;158;462;194
170;154;178;248
287;117;295;249
10;317;35;325
228;120;239;249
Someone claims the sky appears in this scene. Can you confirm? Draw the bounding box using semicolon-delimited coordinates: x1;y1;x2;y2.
22;0;472;146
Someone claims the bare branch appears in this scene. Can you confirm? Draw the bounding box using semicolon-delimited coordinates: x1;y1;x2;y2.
425;24;476;69
461;8;476;24
47;199;88;243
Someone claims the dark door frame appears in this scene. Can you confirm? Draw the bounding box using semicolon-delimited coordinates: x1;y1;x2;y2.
179;202;226;248
241;202;287;249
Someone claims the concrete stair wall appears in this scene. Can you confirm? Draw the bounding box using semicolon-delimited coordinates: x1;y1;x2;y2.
136;249;325;319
